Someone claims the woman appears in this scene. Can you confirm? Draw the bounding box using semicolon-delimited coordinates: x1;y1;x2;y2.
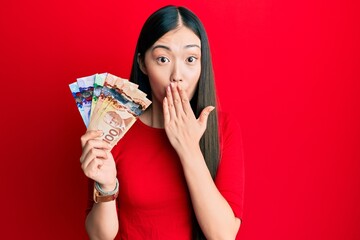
80;5;244;240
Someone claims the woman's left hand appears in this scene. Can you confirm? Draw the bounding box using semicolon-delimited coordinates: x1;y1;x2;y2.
163;83;215;156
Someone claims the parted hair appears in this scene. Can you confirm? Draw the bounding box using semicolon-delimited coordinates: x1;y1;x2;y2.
129;5;220;239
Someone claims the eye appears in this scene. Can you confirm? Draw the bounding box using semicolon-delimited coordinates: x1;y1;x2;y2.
156;56;170;64
186;56;198;63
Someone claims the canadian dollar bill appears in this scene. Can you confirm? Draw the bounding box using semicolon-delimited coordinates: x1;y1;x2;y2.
69;82;86;125
92;98;137;147
90;73;107;120
77;74;96;127
70;72;152;149
89;73;120;124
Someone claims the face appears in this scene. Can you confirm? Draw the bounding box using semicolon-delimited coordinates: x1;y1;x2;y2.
104;111;123;128
141;26;201;105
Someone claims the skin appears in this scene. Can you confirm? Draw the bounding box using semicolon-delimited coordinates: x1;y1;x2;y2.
80;25;240;240
138;25;203;128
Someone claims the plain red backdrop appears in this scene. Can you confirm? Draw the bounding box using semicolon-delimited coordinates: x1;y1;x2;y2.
1;0;359;239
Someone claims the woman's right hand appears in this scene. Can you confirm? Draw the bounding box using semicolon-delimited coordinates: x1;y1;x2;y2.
80;130;117;191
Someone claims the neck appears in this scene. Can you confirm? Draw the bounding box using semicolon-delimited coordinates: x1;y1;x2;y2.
139;99;164;129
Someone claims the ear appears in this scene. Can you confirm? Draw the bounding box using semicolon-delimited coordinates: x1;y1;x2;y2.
137;53;148;75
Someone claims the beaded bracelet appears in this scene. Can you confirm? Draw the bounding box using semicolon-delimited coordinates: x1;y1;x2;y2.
94;178;119;196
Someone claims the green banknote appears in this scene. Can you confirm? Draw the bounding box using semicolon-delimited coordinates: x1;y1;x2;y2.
90;73;107;120
70;72;152;149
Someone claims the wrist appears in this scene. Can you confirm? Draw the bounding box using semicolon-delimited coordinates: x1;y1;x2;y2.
178;145;202;163
100;178;118;192
93;178;119;203
95;178;119;195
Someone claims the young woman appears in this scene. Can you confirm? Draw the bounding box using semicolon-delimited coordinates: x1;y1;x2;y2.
80;5;244;240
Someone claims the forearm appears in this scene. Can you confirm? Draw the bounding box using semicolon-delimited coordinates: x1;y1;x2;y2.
85;200;119;240
179;147;241;240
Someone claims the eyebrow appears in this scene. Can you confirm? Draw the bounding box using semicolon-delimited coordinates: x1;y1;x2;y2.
151;44;201;51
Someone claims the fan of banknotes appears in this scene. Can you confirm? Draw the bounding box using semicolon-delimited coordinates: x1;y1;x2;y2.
69;73;152;149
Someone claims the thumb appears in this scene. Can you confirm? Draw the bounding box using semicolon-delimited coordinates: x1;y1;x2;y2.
198;106;215;125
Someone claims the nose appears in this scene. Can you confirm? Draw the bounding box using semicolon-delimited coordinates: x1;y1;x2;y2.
170;61;183;83
171;77;182;82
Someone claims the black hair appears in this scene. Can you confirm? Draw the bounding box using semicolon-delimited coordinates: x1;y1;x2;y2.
129;5;220;239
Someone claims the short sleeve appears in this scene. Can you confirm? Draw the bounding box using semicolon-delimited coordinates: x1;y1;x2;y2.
215;112;245;220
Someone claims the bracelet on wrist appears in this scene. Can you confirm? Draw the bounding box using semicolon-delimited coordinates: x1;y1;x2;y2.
93;178;119;203
95;178;119;196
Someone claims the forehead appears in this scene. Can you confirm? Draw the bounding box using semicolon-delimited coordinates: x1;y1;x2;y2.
153;26;201;48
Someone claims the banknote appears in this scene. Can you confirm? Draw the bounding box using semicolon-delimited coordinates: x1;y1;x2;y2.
94;76;149;121
90;73;107;120
87;86;113;130
109;82;150;116
69;82;86;125
92;98;137;147
70;72;152;149
89;75;148;129
77;74;96;127
89;73;122;124
89;73;141;127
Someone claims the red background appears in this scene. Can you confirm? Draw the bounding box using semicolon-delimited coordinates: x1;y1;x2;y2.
1;0;359;239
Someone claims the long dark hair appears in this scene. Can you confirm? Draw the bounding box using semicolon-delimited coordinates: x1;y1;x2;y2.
129;5;220;239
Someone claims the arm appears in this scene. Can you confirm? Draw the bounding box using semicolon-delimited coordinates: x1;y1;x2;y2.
80;131;119;240
163;83;241;239
179;147;241;240
85;199;119;240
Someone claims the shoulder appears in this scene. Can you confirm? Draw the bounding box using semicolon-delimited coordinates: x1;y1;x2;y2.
217;111;242;145
218;111;240;128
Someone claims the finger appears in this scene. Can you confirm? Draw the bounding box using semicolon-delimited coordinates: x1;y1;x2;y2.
166;84;177;120
170;83;183;117
85;138;111;151
80;150;106;175
83;158;105;179
81;139;111;162
163;97;170;125
80;130;104;148
178;85;192;115
198;106;215;126
80;146;108;165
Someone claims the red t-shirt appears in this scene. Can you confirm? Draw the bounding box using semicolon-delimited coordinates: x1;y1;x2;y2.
87;111;244;239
